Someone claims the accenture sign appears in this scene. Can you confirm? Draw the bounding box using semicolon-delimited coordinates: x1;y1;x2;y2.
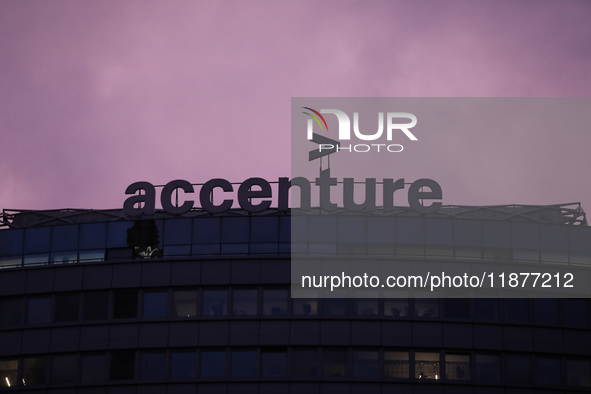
123;175;442;216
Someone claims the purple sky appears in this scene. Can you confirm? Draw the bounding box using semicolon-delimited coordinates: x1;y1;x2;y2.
1;1;590;212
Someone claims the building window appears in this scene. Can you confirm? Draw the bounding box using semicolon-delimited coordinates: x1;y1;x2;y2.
415;299;438;318
292;348;318;377
384;299;408;317
506;354;531;383
444;299;470;319
354;299;378;316
504;299;529;322
80;353;107;382
536;357;560;385
353;350;378;378
233;289;258;315
113;290;138;319
564;299;588;326
567;360;591;387
110;350;136;380
171;351;195;379
231;350;256;378
445;353;470;380
55;293;80;323
27;296;51;324
201;350;226;378
534;299;558;324
261;350;287;378
475;354;500;382
51;354;77;383
173;290;197;317
322;349;348;378
203;290;227;316
384;351;409;379
143;290;168;318
292;298;318;315
23;356;47;385
473;299;499;320
0;359;18;388
263;289;288;315
83;291;109;321
415;352;440;380
140;351;165;380
323;299;348;316
0;297;23;327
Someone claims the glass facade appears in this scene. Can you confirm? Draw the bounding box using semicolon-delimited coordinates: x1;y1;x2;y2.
0;210;589;392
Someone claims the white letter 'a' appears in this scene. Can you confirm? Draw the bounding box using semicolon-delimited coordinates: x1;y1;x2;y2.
321;109;351;140
387;112;418;140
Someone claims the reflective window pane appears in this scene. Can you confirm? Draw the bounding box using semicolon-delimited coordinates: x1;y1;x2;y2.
231;350;256;377
354;299;378;316
415;299;438;318
262;350;287;378
537;357;560;385
384;299;409;317
504;298;529;322
263;289;287;315
567;360;591;387
51;354;77;383
444;299;470;319
474;299;499;320
110;350;135;380
506;354;531;383
113;290;138;319
163;218;192;245
221;217;249;243
203;290;227;316
446;353;470;380
396;218;423;244
251;217;279;243
171;351;195;379
0;359;18;388
51;225;79;252
384;351;409;379
323;349;348;378
323;299;348;316
79;223;107;249
55;292;80;322
564;299;588;326
193;218;220;244
0;297;23;327
81;353;107;382
534;299;558;324
475;354;500;382
23;356;47;385
292;349;318;377
143;291;168;318
140;351;165;380
353;350;378;378
24;227;51;253
83;291;109;321
173;290;197;317
511;223;540;249
292;298;318;315
454;220;482;246
201;350;226;378
27;296;51;324
0;229;23;256
107;221;133;248
233;289;257;315
415;352;440;380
